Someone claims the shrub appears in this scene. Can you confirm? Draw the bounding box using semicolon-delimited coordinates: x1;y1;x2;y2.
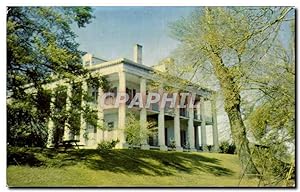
219;141;236;154
169;138;176;150
184;140;190;150
207;145;213;152
125;112;156;146
97;139;119;152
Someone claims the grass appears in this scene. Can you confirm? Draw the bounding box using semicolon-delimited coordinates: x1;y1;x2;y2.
7;147;260;187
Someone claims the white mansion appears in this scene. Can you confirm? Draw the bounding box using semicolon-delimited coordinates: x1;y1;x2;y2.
47;44;219;151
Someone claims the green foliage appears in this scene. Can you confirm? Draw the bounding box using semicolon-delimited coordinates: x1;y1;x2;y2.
7;7;94;97
244;29;295;185
125;113;157;146
97;139;119;152
86;73;110;92
49;75;109;147
169;138;176;150
168;7;294;174
7;88;51;147
51;85;68;146
246;55;295;141
207;145;213;152
251;141;295;186
219;141;236;154
6;7;109;148
66;82;82;136
184;140;190;150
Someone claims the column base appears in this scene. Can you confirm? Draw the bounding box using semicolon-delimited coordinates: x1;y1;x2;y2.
189;148;197;152
160;145;168;151
141;144;150;150
176;146;183;152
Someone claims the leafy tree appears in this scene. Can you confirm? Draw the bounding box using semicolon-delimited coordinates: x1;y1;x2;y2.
125;113;156;147
244;30;295;186
7;88;51;147
168;7;294;174
7;7;93;97
7;7;108;147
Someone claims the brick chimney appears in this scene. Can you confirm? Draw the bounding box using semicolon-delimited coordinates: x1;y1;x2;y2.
133;44;142;64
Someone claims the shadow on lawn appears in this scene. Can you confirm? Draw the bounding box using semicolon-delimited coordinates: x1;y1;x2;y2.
82;149;233;176
7;148;234;177
7;150;44;167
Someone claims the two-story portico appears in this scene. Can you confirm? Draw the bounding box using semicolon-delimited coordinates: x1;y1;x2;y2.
47;44;219;151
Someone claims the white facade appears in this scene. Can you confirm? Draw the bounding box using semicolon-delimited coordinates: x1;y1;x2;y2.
47;44;219;151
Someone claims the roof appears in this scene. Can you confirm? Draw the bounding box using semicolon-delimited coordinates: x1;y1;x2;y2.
86;57;215;97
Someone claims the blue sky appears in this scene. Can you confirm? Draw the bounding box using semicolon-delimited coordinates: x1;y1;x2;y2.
72;7;196;66
73;7;294;67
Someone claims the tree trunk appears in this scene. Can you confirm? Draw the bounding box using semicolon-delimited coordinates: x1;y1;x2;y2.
226;98;258;174
211;52;258;174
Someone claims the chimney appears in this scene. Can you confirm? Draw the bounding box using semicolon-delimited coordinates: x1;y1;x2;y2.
133;44;142;64
82;53;93;66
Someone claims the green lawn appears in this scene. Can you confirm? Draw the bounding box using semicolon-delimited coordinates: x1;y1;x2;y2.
7;147;259;187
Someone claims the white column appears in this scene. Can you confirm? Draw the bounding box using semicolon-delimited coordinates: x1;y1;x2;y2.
200;96;207;151
97;86;104;143
140;78;150;150
211;93;219;151
174;94;183;151
118;71;127;148
63;84;72;141
195;100;201;150
47;94;55;148
79;81;87;145
188;95;196;151
158;87;167;151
